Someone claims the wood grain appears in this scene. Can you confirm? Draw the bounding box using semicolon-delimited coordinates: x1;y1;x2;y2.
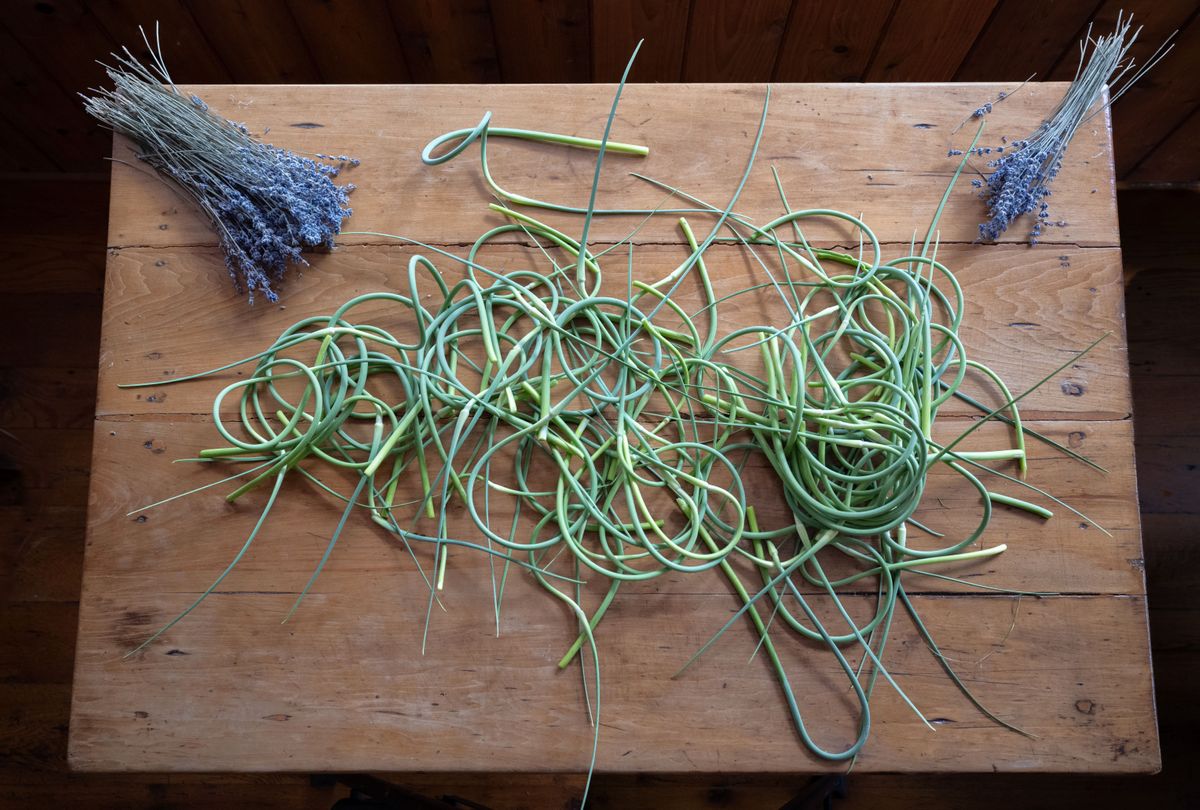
72;84;1154;778
0;174;1187;809
1141;513;1200;610
81;415;1144;596
1127;435;1198;514
0;602;77;684
0;114;57;173
93;244;1132;421
773;0;894;82
0;294;101;369
4;428;92;504
4;0;1196;182
954;0;1099;81
103;83;1121;249
0;175;107;296
0;3;120;169
0;0;117;101
68;580;1158;772
1118;191;1200;272
1126;268;1200;382
491;0;591;83
285;0;412;83
590;0;690;82
388;0;501;83
90;0;234;84
1105;3;1200;178
0;24;109;171
182;0;323;83
0;367;96;431
0;684;74;776
1127;105;1200;183
864;0;999;81
681;0;793;81
1044;0;1199;177
3;519;87;604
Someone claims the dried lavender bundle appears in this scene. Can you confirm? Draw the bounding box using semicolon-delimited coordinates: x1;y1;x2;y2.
82;29;356;302
977;13;1172;244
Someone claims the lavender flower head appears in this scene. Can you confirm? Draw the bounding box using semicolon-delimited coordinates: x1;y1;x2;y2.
976;13;1172;244
82;28;356;302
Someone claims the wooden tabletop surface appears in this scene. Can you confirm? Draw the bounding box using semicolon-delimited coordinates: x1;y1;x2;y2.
69;83;1157;775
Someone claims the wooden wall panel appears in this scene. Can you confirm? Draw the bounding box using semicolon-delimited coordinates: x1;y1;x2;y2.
0;24;107;171
955;0;1100;81
1109;6;1200;177
492;0;590;82
0;0;1195;181
1127;106;1200;183
0;0;122;170
388;0;501;82
590;0;689;82
183;0;322;83
1;1;117;97
286;0;411;83
0;116;56;172
1110;10;1200;179
681;0;791;81
773;0;893;82
90;0;233;83
1045;0;1199;177
167;1;307;83
865;0;1000;81
1045;0;1195;80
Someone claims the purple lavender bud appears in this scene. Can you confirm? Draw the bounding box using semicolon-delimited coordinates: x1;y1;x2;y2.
83;61;358;302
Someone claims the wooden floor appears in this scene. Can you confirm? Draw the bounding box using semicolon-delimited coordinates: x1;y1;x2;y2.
0;177;1195;809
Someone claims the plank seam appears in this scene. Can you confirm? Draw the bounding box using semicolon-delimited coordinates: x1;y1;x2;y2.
90;413;1135;423
106;239;1123;251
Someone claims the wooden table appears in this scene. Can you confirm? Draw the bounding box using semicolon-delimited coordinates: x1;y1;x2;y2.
70;84;1158;780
